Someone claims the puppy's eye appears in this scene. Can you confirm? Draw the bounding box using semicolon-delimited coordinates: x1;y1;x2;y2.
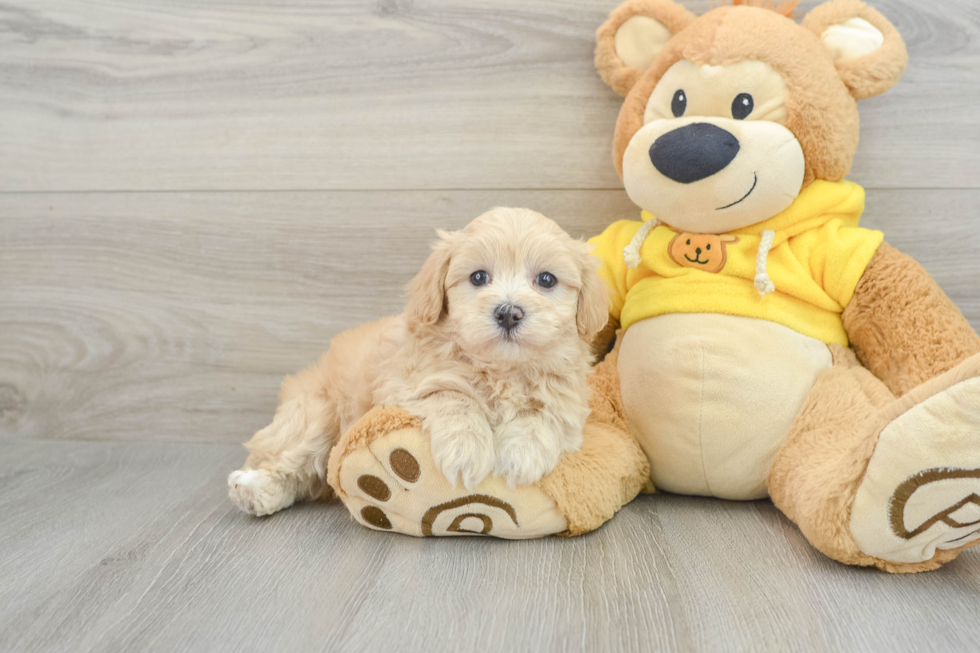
470;270;489;286
536;272;557;289
732;93;754;120
671;90;687;118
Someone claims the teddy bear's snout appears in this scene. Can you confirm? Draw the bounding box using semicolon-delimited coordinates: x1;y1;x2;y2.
649;123;740;184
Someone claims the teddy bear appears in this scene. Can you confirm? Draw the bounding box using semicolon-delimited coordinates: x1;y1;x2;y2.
324;0;980;573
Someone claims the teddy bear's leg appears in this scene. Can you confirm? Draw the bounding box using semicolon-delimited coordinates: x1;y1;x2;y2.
327;343;649;538
769;347;980;572
326;406;567;537
538;344;652;535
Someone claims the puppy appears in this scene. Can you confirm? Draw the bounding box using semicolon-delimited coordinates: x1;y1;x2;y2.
228;208;609;516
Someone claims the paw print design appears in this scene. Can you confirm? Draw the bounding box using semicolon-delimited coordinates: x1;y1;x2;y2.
851;369;980;564
889;468;980;548
328;408;567;539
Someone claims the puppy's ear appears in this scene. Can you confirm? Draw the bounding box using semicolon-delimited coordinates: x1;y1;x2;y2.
406;230;455;328
595;0;696;97
576;247;611;339
804;0;908;100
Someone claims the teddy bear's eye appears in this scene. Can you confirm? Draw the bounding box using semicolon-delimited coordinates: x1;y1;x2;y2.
706;244;712;250
732;93;754;120
686;239;691;245
671;90;687;118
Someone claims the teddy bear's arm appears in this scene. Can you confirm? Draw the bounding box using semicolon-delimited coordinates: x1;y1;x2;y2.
842;243;980;397
586;220;641;362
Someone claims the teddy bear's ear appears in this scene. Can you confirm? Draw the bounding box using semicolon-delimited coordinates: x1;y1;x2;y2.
804;0;908;101
595;0;696;97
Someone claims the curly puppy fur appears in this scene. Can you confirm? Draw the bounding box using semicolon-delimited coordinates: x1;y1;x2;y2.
228;208;608;515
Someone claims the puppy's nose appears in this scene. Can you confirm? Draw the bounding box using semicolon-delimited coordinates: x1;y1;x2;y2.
649;123;740;183
494;303;524;331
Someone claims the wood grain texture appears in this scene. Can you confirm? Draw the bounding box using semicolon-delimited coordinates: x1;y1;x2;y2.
1;0;978;191
2;0;980;650
2;189;977;445
0;439;978;653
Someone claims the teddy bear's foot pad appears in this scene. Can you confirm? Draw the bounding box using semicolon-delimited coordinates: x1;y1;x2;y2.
851;370;980;564
332;422;568;539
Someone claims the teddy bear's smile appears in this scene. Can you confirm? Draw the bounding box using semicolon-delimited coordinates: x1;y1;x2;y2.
717;172;758;211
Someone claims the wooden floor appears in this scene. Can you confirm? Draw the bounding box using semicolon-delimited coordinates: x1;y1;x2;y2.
2;0;979;651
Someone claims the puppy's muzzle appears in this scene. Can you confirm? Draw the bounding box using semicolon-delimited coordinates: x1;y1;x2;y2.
494;303;524;332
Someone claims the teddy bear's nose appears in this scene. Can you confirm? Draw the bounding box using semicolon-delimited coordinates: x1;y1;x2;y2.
649;123;740;184
696;248;702;255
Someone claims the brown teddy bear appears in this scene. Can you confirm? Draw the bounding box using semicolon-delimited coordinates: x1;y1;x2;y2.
326;0;980;573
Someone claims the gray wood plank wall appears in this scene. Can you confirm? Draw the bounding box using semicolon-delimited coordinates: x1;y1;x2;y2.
2;0;979;192
2;0;979;651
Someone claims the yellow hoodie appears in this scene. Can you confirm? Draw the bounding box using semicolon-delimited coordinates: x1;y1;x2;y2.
588;180;883;345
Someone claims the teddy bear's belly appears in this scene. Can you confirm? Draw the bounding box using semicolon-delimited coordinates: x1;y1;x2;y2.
618;313;833;500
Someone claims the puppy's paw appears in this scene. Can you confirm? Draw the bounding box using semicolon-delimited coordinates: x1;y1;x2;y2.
494;418;562;487
227;469;293;516
426;414;495;490
332;407;569;538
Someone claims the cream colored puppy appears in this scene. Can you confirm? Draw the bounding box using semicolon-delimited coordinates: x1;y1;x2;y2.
228;208;608;516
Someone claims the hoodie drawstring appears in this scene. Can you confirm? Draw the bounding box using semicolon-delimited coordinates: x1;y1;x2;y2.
622;222;777;297
754;229;776;296
624;219;660;269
